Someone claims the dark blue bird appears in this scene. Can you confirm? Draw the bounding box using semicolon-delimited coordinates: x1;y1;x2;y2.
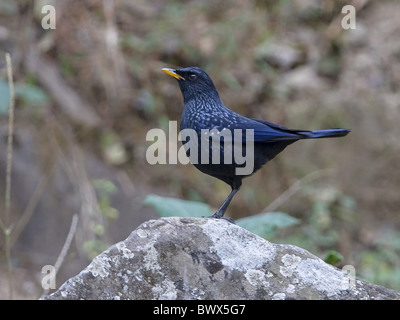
162;66;350;221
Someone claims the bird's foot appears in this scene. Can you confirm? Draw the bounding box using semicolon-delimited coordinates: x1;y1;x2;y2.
207;213;235;224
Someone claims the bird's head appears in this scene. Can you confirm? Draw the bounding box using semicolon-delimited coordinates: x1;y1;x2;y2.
162;67;220;104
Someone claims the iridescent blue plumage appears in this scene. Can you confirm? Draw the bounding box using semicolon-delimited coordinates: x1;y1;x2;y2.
163;66;350;221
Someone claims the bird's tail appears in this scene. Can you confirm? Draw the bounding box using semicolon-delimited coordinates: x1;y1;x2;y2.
303;128;351;139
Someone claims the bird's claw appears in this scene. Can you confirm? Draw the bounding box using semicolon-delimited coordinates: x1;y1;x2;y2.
219;216;236;224
204;213;235;224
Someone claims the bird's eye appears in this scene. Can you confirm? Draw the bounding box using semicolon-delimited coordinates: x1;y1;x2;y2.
188;74;197;81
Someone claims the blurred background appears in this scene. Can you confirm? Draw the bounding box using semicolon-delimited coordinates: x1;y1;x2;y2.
0;0;399;299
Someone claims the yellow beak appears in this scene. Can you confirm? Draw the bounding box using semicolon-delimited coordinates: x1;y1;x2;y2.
162;68;185;81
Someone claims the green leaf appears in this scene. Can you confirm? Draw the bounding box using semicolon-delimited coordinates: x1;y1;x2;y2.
142;195;300;239
323;250;344;265
143;194;213;218
93;179;117;195
14;83;49;106
236;212;300;239
0;80;50;115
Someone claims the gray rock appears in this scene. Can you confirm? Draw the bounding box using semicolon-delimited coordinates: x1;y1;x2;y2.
44;217;400;300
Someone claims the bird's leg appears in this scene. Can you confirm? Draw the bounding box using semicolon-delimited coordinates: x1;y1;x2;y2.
209;186;239;223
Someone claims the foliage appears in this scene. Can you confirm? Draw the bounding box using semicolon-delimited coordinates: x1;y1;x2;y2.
143;194;300;240
143;194;211;218
82;179;120;260
358;231;400;290
236;212;299;240
323;250;344;265
0;80;49;115
93;179;119;220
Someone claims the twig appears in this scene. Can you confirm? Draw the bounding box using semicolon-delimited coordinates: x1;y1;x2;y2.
263;168;335;212
41;214;79;298
4;53;14;228
54;214;79;274
2;52;15;300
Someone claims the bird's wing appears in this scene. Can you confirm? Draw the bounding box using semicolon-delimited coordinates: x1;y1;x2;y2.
214;118;312;142
196;116;312;143
248;119;313;141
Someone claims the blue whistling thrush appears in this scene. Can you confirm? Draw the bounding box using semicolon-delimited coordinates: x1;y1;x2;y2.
162;67;350;222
